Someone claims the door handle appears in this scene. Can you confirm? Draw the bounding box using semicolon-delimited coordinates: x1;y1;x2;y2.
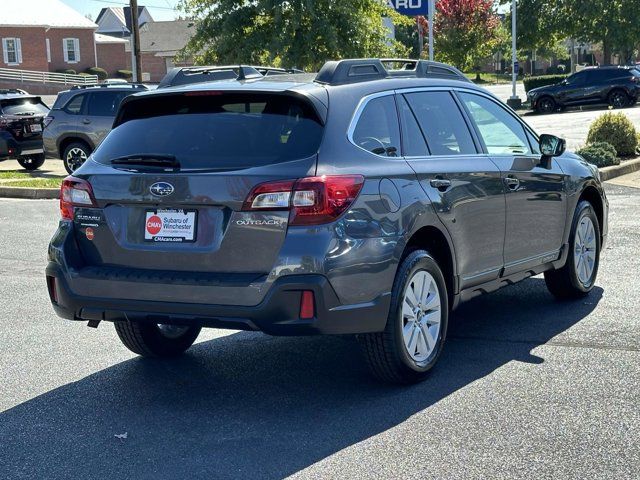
82;118;91;124
430;178;452;191
504;176;520;190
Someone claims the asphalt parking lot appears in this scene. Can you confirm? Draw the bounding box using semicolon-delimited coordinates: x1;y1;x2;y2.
0;177;638;479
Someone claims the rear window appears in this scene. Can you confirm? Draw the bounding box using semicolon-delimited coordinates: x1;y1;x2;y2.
0;97;49;115
93;93;323;170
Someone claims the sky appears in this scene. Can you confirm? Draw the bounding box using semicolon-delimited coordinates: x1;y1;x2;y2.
60;0;180;22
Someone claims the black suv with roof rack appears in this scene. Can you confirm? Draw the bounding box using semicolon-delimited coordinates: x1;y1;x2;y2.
46;58;607;384
528;65;640;113
0;89;49;170
158;65;305;88
43;83;148;173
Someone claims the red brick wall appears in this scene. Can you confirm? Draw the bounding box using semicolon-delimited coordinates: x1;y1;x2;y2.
140;52;167;82
0;27;48;71
96;42;127;76
46;28;96;73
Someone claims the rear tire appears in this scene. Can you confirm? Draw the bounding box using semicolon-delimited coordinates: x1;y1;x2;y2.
608;89;629;109
17;154;45;170
545;200;600;299
358;250;448;384
114;321;201;357
63;142;91;174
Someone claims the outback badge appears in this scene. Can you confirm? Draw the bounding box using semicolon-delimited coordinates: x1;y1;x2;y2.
150;182;174;197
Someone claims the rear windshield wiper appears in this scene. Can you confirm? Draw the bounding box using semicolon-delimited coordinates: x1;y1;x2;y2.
111;154;180;169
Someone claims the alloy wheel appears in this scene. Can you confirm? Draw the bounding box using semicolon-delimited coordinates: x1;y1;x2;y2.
66;147;87;172
157;324;191;339
401;270;442;363
610;92;627;108
574;216;597;286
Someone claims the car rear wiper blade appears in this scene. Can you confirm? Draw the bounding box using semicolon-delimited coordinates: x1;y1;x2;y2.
111;154;180;168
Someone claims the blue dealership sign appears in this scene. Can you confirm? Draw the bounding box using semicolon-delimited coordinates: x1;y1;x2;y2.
388;0;429;16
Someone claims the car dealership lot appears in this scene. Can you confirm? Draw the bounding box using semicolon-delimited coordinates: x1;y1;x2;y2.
0;179;638;479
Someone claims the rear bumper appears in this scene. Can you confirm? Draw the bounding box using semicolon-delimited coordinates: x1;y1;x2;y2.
0;132;43;159
46;262;390;335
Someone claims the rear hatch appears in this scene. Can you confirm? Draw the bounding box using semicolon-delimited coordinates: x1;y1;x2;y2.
69;90;324;279
0;97;48;144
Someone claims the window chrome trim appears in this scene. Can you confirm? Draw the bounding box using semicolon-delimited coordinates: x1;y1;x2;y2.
346;90;398;158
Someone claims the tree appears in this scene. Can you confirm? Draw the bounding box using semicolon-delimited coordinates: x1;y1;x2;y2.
178;0;411;71
431;0;503;72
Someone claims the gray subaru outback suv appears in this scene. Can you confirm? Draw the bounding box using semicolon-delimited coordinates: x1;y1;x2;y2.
46;59;608;384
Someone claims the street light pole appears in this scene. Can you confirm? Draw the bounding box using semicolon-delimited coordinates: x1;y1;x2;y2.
428;0;434;61
507;0;521;108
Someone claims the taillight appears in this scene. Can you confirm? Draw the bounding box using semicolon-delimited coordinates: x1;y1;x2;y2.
242;175;364;225
60;176;96;220
43;116;54;128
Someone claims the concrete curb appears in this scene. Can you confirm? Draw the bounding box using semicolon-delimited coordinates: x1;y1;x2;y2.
600;157;640;181
0;186;59;199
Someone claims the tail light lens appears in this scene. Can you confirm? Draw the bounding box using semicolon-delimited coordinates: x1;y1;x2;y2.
242;175;364;225
60;176;96;220
43;116;54;128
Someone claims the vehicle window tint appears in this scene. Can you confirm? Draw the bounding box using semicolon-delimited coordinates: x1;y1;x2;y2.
397;95;428;157
459;93;531;155
88;91;128;116
404;91;476;155
352;95;400;157
566;72;585;86
64;94;85;114
0;98;49;115
93;93;323;170
526;130;541;154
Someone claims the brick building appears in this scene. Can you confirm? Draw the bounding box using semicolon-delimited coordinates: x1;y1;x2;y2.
1;0;98;74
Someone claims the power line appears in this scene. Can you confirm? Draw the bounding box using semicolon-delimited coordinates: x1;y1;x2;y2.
83;0;178;11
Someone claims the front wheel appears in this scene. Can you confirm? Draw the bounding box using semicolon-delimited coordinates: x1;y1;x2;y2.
536;96;557;114
358;250;448;384
114;321;201;357
18;154;45;171
545;200;601;299
608;89;629;109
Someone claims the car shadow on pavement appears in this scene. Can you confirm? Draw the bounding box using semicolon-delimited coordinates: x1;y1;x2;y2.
1;278;603;479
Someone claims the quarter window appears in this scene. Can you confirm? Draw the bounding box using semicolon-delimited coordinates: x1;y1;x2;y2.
404;91;476;155
2;38;22;65
352;95;401;157
63;38;80;63
459;92;531;155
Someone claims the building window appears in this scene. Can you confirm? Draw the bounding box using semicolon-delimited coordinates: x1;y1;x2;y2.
2;38;22;65
63;38;80;64
46;38;51;63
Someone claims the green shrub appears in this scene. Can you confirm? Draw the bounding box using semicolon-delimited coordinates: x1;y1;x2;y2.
55;68;76;75
116;69;133;80
586;112;638;156
637;132;640;155
576;142;620;168
523;74;568;92
85;67;108;80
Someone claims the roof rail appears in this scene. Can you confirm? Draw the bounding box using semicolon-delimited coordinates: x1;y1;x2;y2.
70;83;148;90
314;58;471;85
181;65;263;80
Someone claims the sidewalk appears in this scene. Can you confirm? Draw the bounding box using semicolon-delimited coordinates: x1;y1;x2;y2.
606;170;640;189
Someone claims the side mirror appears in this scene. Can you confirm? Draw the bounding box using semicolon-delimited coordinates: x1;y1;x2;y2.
539;134;566;157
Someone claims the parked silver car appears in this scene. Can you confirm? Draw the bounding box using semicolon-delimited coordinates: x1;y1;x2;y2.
43;83;147;173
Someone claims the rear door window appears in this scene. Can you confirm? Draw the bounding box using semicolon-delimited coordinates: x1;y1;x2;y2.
396;95;429;157
93;93;324;170
64;94;86;114
352;95;401;157
87;91;129;116
403;91;477;155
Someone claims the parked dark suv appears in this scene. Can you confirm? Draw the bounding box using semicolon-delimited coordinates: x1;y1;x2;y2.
0;89;48;170
528;65;640;113
46;59;608;384
43;83;147;173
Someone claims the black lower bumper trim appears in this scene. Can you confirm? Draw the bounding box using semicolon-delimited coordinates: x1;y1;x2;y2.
46;263;391;336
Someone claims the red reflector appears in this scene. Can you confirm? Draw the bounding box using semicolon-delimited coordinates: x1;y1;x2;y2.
46;275;58;303
299;290;315;319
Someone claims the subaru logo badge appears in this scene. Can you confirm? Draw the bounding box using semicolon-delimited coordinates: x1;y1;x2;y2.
150;182;174;197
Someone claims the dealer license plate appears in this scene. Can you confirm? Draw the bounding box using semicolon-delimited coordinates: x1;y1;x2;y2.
144;209;197;243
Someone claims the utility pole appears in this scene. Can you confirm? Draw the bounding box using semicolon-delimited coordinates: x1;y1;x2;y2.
130;0;142;83
507;0;521;109
428;0;434;61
